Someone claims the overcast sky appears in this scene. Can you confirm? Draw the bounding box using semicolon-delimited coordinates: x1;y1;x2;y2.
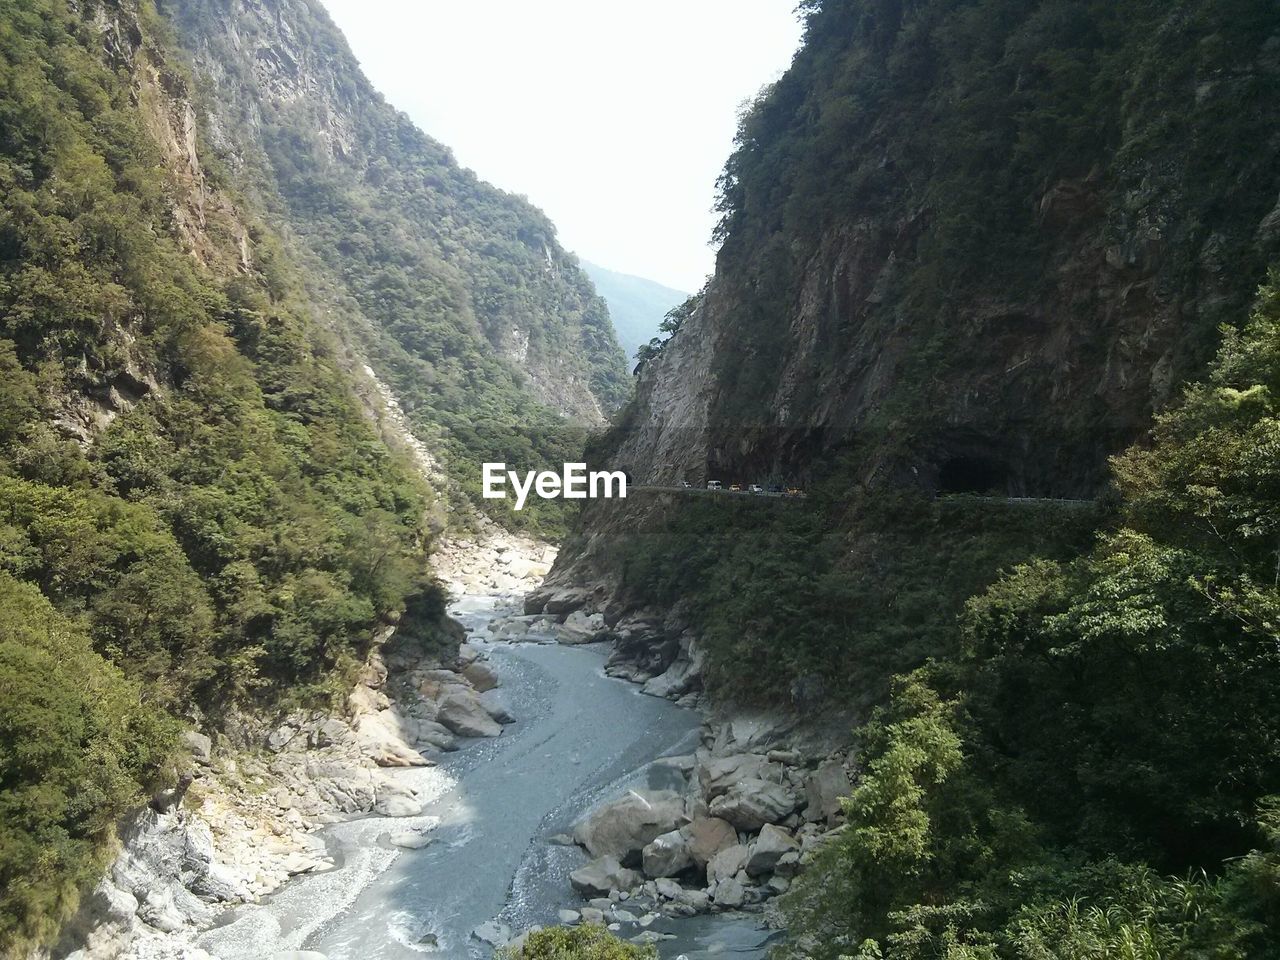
317;0;804;292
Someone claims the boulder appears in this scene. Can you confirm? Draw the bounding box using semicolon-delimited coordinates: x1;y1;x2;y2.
697;754;778;799
706;843;748;885
558;609;606;644
708;779;797;831
713;876;746;909
462;661;499;692
478;689;516;725
641;830;692;878
573;790;685;860
544;588;590;616
436;687;503;738
684;816;737;868
570;856;643;898
182;730;212;764
804;760;851;824
745;824;800;876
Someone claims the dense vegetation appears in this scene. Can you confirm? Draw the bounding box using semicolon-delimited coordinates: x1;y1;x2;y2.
500;924;655;960
0;0;438;948
782;274;1280;958
160;0;629;536
686;0;1280;492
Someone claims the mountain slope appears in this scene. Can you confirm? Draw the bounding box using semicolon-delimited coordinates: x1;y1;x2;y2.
0;0;440;949
606;0;1280;496
582;260;688;367
158;0;629;526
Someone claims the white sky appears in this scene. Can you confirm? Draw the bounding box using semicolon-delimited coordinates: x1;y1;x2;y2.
317;0;804;292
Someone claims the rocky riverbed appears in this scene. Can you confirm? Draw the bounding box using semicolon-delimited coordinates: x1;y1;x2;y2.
48;529;853;959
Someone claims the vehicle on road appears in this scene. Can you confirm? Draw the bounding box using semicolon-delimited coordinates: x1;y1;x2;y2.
747;484;763;494
729;483;742;492
786;487;805;497
707;480;722;490
767;484;784;494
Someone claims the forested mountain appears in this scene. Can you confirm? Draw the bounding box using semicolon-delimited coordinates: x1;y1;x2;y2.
551;0;1280;955
0;0;621;950
158;0;629;530
581;261;687;368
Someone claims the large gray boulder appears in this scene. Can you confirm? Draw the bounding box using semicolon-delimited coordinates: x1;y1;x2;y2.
435;687;502;738
804;760;851;824
570;855;643;897
558;609;607;644
573;790;685;860
713;875;746;908
461;661;499;692
640;829;693;878
708;779;798;831
706;843;748;885
684;816;737;868
696;754;778;800
745;823;800;876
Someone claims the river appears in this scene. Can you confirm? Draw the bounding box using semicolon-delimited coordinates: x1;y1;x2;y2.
196;594;778;959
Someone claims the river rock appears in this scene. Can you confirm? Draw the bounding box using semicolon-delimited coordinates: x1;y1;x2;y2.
712;875;746;908
706;843;749;884
684;816;737;867
543;588;590;616
473;919;513;947
573;790;685;860
708;779;798;831
435;687;503;738
697;754;778;799
804;760;851;824
746;823;800;875
570;856;643;897
462;661;499;692
478;689;516;724
640;829;692;878
558;609;606;644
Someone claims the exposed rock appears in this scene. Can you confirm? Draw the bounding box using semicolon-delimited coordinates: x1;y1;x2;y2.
697;754;778;799
558;609;607;644
712;875;746;908
684;816;738;868
573;790;686;860
746;823;800;876
804;760;851;824
570;856;643;898
706;843;748;885
461;660;499;692
709;779;798;831
435;687;503;738
183;730;213;765
640;829;693;878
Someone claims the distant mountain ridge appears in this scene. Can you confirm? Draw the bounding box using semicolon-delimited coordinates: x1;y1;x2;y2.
582;261;688;367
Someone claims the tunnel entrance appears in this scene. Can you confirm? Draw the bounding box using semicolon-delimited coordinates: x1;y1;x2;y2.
937;455;1009;495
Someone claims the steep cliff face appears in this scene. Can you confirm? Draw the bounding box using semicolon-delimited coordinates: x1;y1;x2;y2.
159;0;628;448
609;0;1280;497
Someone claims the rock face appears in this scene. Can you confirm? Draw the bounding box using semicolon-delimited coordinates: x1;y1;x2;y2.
586;1;1280;498
165;0;628;432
